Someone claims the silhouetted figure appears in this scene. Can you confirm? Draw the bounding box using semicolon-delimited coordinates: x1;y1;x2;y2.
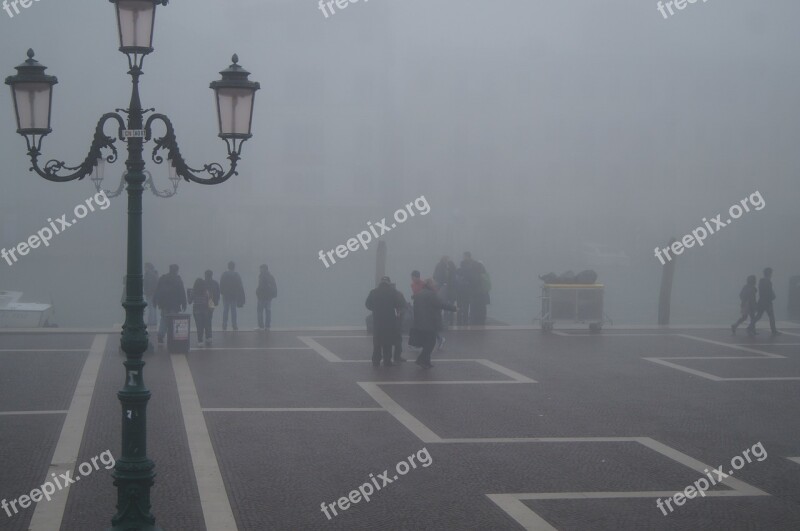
189;277;212;346
413;279;457;368
220;261;245;331
410;270;425;296
391;283;408;363
366;276;404;367
144;262;159;326
731;275;757;335
471;260;490;325
434;256;457;326
749;267;780;336
256;264;278;330
409;270;425;343
205;270;220;339
153;264;187;344
459;252;489;325
433;256;451;294
455;265;470;326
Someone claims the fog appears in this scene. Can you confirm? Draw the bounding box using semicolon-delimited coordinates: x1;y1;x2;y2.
1;0;799;329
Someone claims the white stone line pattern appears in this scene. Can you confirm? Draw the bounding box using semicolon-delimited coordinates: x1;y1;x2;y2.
485;436;768;530
202;407;383;412
200;347;312;351
302;334;770;530
0;410;68;416
642;334;800;381
297;336;343;362
554;330;800;381
357;383;443;443
0;349;89;352
172;354;239;531
28;335;106;531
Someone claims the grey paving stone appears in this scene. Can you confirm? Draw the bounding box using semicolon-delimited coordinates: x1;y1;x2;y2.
0;351;86;411
0;415;64;531
3;328;800;530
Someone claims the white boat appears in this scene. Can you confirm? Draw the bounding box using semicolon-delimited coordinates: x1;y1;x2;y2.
0;291;53;328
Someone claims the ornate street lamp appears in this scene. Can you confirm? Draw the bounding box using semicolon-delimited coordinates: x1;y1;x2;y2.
5;1;259;529
6;49;59;159
112;0;161;70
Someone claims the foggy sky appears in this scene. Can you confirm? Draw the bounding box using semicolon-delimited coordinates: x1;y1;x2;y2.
1;0;799;328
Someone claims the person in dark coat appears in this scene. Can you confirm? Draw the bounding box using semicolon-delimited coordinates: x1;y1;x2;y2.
413;279;457;368
455;266;470;326
471;260;490;325
391;283;408;363
144;262;159;326
204;270;220;341
366;276;404;367
153;264;187;344
731;275;757;335
189;277;212;346
433;256;458;326
459;252;484;325
433;257;450;293
220;261;245;331
256;264;278;330
748;267;780;336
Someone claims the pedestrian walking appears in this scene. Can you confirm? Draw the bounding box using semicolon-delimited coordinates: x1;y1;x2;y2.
391;283;408;363
471;260;491;325
256;264;278;330
433;257;450;293
411;270;425;296
220;261;245;331
408;270;426;350
455;265;470;326
366;276;404;367
204;270;220;340
731;275;757;335
188;277;212;346
144;262;159;326
411;279;457;368
748;267;780;336
422;272;444;351
153;264;187;344
434;256;457;326
459;252;484;324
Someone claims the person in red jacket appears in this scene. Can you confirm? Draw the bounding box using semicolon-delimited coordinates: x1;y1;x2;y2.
410;270;425;296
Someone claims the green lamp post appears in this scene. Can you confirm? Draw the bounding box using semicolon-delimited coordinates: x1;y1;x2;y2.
4;1;260;528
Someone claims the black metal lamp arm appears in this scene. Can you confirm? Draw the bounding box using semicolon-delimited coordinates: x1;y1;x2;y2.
144;113;241;186
28;112;125;182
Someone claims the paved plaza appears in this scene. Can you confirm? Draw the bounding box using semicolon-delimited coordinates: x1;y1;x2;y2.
1;325;800;530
